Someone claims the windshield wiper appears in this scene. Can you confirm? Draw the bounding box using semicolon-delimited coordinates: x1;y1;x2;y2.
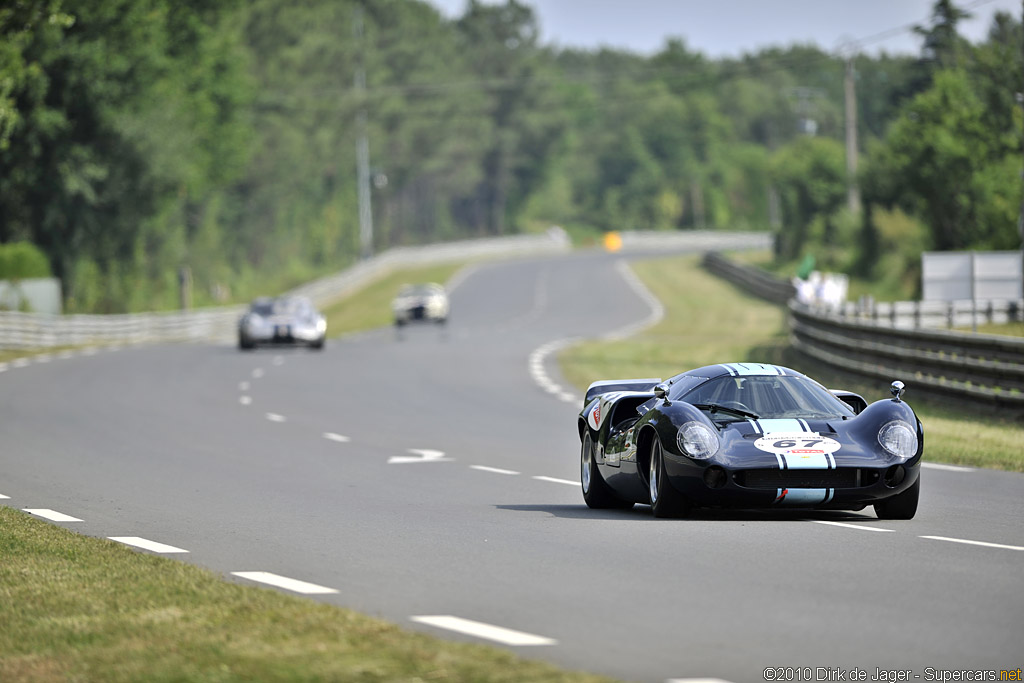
690;403;760;420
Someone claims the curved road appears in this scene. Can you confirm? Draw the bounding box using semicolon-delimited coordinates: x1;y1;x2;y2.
1;249;1022;683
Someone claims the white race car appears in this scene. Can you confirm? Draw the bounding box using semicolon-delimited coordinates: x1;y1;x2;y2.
238;296;326;350
392;283;449;326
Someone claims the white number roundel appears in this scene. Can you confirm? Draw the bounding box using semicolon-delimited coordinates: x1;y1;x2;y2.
754;432;841;456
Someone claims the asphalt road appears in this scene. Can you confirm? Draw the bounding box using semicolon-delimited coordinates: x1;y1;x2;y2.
2;248;1022;683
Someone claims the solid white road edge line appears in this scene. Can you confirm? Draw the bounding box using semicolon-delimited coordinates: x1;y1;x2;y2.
811;520;895;533
0;492;10;499
108;537;189;554
323;432;351;443
410;615;556;646
231;571;339;594
921;462;974;472
533;476;579;486
919;535;1024;551
23;508;83;522
265;412;286;422
470;465;520;475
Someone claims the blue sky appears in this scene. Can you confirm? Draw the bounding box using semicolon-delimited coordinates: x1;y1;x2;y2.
426;0;1021;57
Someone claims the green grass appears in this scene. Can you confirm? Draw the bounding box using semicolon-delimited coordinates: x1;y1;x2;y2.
0;507;615;683
558;254;1024;472
955;322;1024;338
320;262;466;338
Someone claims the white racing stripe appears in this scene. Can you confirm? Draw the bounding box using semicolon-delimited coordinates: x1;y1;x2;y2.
533;476;579;486
410;615;556;646
109;537;189;554
231;571;339;594
23;508;82;522
921;462;973;472
323;432;351;443
811;520;895;533
920;536;1024;551
471;465;519;475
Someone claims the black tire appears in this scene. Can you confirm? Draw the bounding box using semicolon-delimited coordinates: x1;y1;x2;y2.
238;334;255;350
310;336;325;350
648;439;690;518
874;476;919;520
581;432;633;510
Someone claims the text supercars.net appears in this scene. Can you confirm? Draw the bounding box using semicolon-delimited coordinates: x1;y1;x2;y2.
762;667;1022;681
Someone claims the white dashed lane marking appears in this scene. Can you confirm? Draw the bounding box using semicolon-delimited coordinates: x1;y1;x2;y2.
231;571;338;594
323;432;351;443
921;462;973;472
811;520;895;533
239;381;250;391
239;396;252;405
272;356;284;366
470;465;520;475
919;536;1024;552
23;508;82;522
389;449;451;464
109;537;189;554
265;413;286;422
410;615;556;646
0;492;9;499
252;368;264;379
532;476;579;486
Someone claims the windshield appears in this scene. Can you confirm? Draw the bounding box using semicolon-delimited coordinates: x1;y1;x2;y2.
680;375;855;420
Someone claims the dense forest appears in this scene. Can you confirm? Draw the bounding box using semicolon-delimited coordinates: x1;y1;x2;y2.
0;0;1021;312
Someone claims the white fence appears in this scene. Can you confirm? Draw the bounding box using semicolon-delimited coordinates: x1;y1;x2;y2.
833;297;1024;330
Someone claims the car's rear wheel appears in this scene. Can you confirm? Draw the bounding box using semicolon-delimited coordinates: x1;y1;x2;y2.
874;476;919;520
581;432;633;510
648;439;690;518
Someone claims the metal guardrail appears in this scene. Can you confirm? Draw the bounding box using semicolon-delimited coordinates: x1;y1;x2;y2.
0;232;570;350
701;252;1024;413
701;251;795;305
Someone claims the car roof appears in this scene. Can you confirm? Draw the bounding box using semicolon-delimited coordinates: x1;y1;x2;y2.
678;363;805;381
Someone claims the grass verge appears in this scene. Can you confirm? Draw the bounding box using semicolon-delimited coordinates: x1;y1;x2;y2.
0;507;614;683
558;254;1024;472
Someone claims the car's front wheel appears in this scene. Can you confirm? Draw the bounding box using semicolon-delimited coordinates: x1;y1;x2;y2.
648;439;690;518
581;432;633;510
874;476;919;520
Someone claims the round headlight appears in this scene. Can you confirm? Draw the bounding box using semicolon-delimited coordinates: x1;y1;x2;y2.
878;420;918;460
676;421;720;460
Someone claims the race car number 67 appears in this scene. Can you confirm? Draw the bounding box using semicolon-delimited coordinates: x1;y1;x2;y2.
754;433;841;456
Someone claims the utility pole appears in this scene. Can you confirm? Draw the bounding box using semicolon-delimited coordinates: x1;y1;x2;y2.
353;6;373;259
844;56;861;213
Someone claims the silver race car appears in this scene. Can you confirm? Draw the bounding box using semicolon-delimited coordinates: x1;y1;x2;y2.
238;296;326;350
392;283;449;326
